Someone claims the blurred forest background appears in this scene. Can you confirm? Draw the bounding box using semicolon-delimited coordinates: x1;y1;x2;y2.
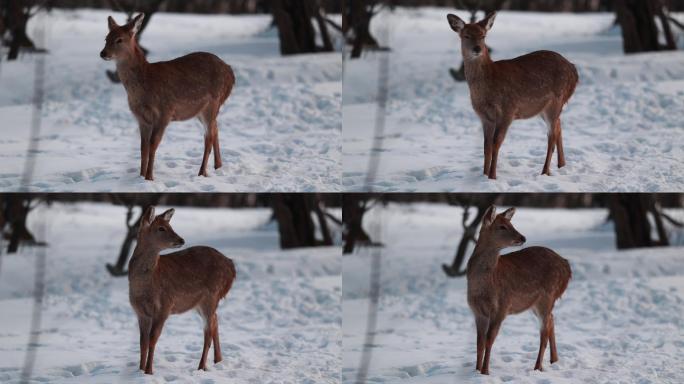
344;0;684;58
343;193;684;276
0;193;341;276
0;0;344;60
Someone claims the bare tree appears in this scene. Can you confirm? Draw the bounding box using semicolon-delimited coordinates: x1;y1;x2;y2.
342;194;381;254
442;193;498;277
345;0;385;58
104;0;164;82
608;194;671;249
1;0;48;60
615;0;677;54
272;194;334;249
271;0;334;55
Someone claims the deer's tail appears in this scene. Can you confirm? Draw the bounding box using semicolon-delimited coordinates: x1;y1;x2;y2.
222;65;236;104
220;257;236;299
556;257;572;299
564;63;579;104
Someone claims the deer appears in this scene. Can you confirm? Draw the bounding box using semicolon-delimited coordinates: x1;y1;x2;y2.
100;13;235;181
446;12;578;180
128;206;236;374
465;205;571;375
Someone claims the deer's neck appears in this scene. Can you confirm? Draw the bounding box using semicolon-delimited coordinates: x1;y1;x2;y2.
468;240;500;275
463;52;494;87
115;43;148;92
129;242;159;276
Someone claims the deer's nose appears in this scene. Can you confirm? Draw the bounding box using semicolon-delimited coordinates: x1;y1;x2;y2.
519;235;526;243
178;238;185;246
100;50;106;59
473;46;482;54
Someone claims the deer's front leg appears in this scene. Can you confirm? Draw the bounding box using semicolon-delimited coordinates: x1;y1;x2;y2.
488;118;512;180
140;136;150;178
144;315;168;375
145;123;169;181
481;313;505;375
137;315;152;371
475;316;488;372
482;123;494;176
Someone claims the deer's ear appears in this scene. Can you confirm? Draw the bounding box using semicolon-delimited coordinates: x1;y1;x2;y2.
447;14;465;33
142;206;155;226
107;16;118;31
160;208;175;222
482;205;497;227
131;13;145;36
478;12;497;32
501;207;516;220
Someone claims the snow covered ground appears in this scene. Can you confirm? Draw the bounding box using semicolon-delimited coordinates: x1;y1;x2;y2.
343;203;684;383
0;202;341;383
343;9;684;192
0;10;342;192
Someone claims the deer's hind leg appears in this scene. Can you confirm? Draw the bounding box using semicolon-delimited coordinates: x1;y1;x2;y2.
197;304;219;370
541;104;562;176
198;106;219;177
548;313;559;364
533;301;553;371
211;119;222;170
211;313;223;363
556;121;566;169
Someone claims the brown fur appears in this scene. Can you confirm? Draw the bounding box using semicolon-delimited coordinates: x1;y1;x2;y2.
447;12;578;179
466;205;571;375
101;14;235;180
128;206;236;374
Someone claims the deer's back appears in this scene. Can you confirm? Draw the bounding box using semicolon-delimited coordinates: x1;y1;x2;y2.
495;246;571;314
135;52;234;122
156;246;236;314
475;51;578;120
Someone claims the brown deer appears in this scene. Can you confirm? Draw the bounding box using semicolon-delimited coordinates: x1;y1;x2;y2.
466;205;571;375
129;206;236;374
100;14;235;181
446;12;578;179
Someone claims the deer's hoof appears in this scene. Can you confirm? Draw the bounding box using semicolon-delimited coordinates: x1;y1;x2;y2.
145;176;154;181
144;369;153;375
480;369;489;375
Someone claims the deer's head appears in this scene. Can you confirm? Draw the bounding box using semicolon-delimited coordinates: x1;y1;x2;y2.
478;205;526;249
446;12;496;61
100;13;144;61
138;206;185;250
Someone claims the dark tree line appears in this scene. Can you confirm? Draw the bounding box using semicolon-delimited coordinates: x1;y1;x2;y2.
0;193;341;277
342;193;684;278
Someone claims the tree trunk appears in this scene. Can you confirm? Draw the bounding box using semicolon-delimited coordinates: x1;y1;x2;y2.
348;0;380;59
609;194;668;249
5;1;36;61
272;194;330;249
342;195;373;254
615;0;676;53
5;195;35;253
272;0;333;55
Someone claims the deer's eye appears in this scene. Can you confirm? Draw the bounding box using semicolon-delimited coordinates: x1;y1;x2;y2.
115;38;123;44
498;225;506;230
158;227;166;232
